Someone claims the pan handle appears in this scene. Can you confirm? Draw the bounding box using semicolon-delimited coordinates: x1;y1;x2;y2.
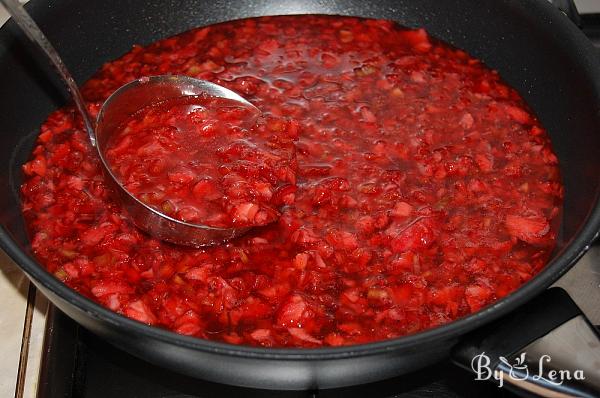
451;287;600;397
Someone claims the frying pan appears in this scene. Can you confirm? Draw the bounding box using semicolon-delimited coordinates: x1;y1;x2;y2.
1;0;599;395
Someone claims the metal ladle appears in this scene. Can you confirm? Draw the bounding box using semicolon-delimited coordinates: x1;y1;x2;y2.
2;0;261;247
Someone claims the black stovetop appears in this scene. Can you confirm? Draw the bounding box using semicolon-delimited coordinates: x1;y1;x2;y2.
36;307;516;398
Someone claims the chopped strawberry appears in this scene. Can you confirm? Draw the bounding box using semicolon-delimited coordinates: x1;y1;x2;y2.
124;300;158;325
91;280;133;297
389;217;440;253
465;284;494;312
288;328;322;344
504;105;532;124
22;15;560;349
232;202;260;223
23;156;47;177
459;113;474;129
293;252;310;270
276;295;307;328
391;202;413;218
399;28;432;52
184;264;212;282
505;215;550;244
250;328;272;342
80;222;118;246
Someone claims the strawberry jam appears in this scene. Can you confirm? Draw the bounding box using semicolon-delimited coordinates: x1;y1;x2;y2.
104;95;297;228
21;15;563;347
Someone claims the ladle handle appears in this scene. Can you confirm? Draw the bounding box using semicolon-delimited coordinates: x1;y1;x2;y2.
0;0;96;146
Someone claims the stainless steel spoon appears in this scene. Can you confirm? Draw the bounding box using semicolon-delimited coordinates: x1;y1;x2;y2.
1;0;261;247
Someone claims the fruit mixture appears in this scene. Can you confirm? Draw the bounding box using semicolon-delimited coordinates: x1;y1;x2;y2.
21;16;563;347
105;95;297;228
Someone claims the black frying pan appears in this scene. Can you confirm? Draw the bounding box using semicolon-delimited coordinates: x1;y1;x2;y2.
1;0;599;395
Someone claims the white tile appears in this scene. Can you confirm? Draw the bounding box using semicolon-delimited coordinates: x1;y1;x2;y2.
0;7;8;26
575;0;600;14
23;293;49;398
0;250;29;398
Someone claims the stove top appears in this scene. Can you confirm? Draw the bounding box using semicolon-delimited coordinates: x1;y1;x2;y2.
1;2;598;398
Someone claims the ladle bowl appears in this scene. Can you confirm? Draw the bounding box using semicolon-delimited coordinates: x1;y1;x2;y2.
1;0;262;246
95;75;261;247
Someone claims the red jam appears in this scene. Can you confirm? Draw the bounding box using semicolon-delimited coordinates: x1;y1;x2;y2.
21;16;563;347
105;95;297;228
